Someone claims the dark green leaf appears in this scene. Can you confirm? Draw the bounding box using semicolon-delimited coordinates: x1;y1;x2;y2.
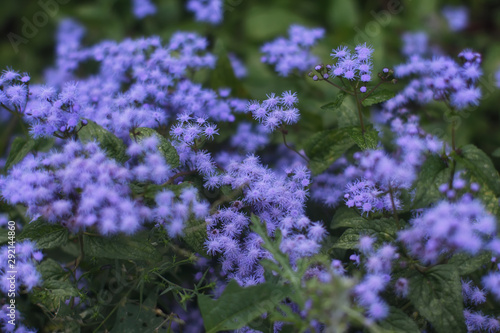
33;259;79;312
110;293;164;333
183;218;207;255
4;137;36;170
78;120;128;163
18;219;69;249
331;218;398;250
199;279;290;333
0;229;8;245
83;233;161;261
408;264;466;332
209;40;247;97
321;92;347;111
455;144;500;196
379;307;420;333
344;125;379;150
412;155;450;209
361;89;395;107
449;252;491;275
303;128;355;175
132;127;180;168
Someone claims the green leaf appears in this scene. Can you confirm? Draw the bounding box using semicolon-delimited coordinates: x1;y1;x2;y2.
321;92;347;111
198;279;290;333
18;220;69;249
449;252;491;275
455;144;500;196
110;293;164;333
183;218;207;255
379;307;420;333
344;125;379;150
412;155;450;209
78;119;128;163
209;40;247;97
361;89;395;107
83;233;161;261
331;218;398;250
330;207;366;230
303;128;355;175
32;259;79;312
132;127;180;168
4;137;36;170
4;136;55;171
408;264;466;332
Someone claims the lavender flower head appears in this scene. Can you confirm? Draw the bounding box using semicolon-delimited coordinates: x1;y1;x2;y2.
261;25;325;76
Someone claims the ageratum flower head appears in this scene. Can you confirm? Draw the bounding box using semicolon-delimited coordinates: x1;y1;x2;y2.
386;48;482;111
186;0;223;24
399;193;497;263
261;25;325;76
204;156;324;286
247;91;300;132
330;43;374;82
0;141;147;235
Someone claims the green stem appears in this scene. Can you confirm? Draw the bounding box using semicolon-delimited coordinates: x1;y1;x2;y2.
322;79;354;95
360;80;385;102
281;129;309;163
353;87;366;134
388;185;400;230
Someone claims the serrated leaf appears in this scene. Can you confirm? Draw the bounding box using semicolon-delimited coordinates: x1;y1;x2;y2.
454;144;500;196
331;218;398;250
18;220;69;249
379;307;420;333
408;264;466;332
110;293;164;333
183;218;207;255
344;125;378;150
78;119;128;163
33;259;79;312
4;137;36;170
303;128;355;175
83;233;161;261
132;127;180;168
449;252;491;276
412;155;450;209
361;89;395;107
321;92;347;111
199;279;290;333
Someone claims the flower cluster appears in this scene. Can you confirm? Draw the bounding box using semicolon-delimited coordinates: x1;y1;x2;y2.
247;91;300;132
442;5;469;32
0;68;30;115
0;240;42;295
0;141;146;235
131;0;157;19
386;49;482;111
186;0;223;25
399;190;497;263
462;279;500;332
205;156;324;286
330;43;374;84
153;187;209;237
261;25;325;76
353;237;399;320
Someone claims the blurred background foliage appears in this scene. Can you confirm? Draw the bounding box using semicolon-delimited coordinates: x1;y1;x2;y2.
1;0;500;166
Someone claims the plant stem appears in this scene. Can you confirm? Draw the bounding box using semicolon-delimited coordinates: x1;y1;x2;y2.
388;185;400;230
451;118;456;152
281;129;309;163
352;87;366;134
322;79;354;95
360;81;385;102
